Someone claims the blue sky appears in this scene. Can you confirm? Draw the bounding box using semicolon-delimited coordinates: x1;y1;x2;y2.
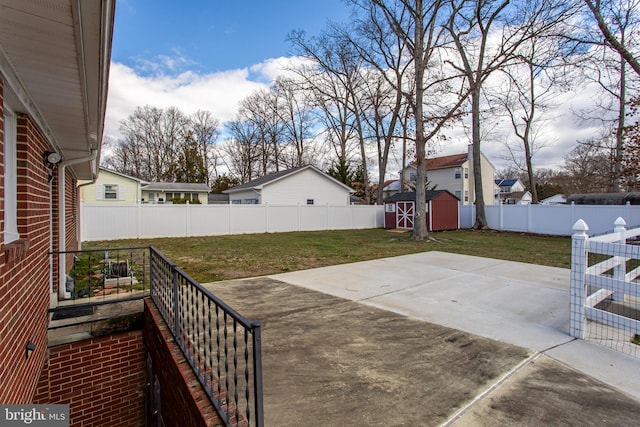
112;0;351;75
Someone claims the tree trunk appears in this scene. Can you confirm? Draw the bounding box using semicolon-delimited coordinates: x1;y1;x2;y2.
412;0;428;240
614;52;626;192
471;86;488;229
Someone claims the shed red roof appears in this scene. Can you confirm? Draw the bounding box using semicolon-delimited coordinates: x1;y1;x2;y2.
410;153;468;170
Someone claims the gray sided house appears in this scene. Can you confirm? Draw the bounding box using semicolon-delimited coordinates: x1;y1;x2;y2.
142;182;210;204
224;165;354;205
567;192;640;205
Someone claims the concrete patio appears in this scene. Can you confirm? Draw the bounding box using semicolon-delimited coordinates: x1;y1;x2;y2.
203;251;640;426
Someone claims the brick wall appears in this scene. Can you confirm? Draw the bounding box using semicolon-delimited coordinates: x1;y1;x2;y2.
34;331;145;427
0;75;54;403
143;299;223;427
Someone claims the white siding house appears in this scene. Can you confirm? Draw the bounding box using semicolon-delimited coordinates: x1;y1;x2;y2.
224;165;354;205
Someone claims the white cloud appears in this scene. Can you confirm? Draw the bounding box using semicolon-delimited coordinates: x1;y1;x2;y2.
104;61;276;139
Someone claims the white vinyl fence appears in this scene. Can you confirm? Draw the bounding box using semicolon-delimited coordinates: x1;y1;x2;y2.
460;203;640;236
570;218;640;357
81;202;384;242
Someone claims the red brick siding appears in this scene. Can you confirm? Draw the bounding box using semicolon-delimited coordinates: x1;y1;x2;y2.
34;331;145;427
143;299;223;427
0;79;54;403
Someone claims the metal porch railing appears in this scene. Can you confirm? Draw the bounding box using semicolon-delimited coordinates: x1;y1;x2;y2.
49;246;151;314
49;246;264;426
149;247;264;427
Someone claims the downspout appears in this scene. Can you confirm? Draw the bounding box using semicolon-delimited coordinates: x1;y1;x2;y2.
77;173;99;249
58;150;97;301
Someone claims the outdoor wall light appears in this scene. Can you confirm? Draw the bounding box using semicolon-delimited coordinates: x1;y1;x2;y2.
43;151;62;167
25;341;36;359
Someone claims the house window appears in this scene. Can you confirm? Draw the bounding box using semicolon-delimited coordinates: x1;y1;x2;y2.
165;192;175;201
464;168;469;179
104;184;117;200
3;107;19;243
243;198;259;204
454;190;461;200
454;168;461;179
464;190;469;202
232;200;241;205
307;199;314;205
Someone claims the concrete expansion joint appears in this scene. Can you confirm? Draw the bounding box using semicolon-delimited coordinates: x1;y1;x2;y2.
439;351;543;427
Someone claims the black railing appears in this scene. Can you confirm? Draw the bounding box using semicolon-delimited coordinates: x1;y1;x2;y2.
49;247;151;312
149;247;264;427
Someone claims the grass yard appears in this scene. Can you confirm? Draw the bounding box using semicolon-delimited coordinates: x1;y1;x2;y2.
83;229;572;284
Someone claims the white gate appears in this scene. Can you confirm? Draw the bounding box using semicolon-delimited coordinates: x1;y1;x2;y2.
396;201;414;229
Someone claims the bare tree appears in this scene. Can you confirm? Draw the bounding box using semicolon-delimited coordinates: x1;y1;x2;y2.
493;21;569;203
446;0;571;227
223;119;262;183
110;105;193;181
583;0;640;76
574;1;640;191
236;89;286;175
289;27;370;193
190;110;219;185
563;138;616;193
359;0;472;239
273;77;317;167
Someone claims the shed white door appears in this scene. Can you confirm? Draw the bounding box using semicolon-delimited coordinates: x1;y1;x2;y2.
396;201;414;229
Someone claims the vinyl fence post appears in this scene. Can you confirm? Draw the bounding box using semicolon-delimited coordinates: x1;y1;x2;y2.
612;217;627;302
185;201;190;237
570;219;589;339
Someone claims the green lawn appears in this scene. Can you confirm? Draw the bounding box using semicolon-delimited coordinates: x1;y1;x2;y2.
83;229;572;284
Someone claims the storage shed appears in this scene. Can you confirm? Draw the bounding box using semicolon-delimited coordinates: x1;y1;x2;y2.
383;191;459;231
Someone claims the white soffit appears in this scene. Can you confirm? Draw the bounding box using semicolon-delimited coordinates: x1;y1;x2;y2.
0;0;114;179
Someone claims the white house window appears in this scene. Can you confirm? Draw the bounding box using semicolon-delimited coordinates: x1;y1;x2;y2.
232;200;241;205
104;184;117;200
454;168;461;179
165;192;176;201
243;198;259;204
464;168;469;179
454;190;461;200
307;199;314;205
3;107;19;243
464;190;469;202
96;184;124;201
188;193;199;202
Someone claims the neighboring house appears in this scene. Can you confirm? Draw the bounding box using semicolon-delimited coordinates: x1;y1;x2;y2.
208;193;230;204
142;182;210;204
494;179;532;205
540;194;567;205
401;145;496;205
224;165;354;205
382;180;402;199
567;192;640;205
80;167;146;204
0;0;114;404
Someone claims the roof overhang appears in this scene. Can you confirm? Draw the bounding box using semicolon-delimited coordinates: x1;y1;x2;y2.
0;0;115;179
